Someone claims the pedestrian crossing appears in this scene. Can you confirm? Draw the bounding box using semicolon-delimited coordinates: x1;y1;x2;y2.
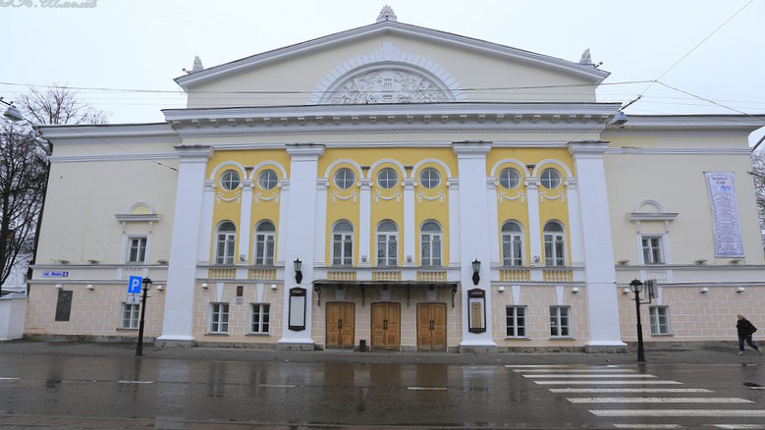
507;364;763;428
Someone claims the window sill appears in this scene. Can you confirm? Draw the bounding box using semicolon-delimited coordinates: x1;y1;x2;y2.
650;333;673;337
205;333;229;336
505;336;531;340
550;336;575;340
116;327;138;331
246;333;271;337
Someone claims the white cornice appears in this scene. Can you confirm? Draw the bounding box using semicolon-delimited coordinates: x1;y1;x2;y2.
49;152;177;163
629;212;678;222
175;21;609;90
605;147;753;155
608;115;765;131
163;102;621;136
37;123;177;141
115;214;159;222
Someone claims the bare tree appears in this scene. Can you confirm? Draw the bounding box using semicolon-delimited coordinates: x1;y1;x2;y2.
751;149;765;228
0;123;47;293
0;85;109;295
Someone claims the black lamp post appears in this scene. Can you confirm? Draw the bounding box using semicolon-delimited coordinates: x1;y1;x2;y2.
293;259;303;284
135;277;152;357
629;278;646;363
471;259;481;285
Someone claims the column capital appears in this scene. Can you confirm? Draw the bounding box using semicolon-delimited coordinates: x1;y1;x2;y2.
286;143;325;158
241;180;254;191
446;178;459;189
524;177;539;189
568;141;609;158
452;141;492;157
204;180;216;190
564;177;578;189
316;179;330;190
174;145;213;162
402;178;416;189
486;177;497;189
358;178;372;189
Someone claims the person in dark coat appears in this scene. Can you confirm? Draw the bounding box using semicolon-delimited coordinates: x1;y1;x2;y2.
736;315;762;355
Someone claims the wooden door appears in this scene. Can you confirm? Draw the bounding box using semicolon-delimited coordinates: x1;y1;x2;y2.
417;303;447;351
371;302;401;350
326;302;355;349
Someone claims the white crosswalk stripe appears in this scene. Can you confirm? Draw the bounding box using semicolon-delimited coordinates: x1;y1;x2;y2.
612;425;683;429
534;380;682;385
711;425;765;429
568;397;753;404
591;410;765;417
515;368;636;373
524;374;656;378
550;388;711;393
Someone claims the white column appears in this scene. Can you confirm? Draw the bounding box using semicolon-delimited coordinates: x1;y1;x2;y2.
525;177;542;266
275;180;290;266
403;178;416;267
158;145;212;344
358;178;372;267
568;142;626;350
278;144;324;348
313;179;329;267
486;178;500;265
196;180;216;264
453;142;496;349
565;178;585;267
238;180;254;263
447;179;460;268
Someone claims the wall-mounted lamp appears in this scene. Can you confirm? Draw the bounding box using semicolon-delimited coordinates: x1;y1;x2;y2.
497;286;505;293
156;284;164;291
572;287;580;294
55;284;63;290
471;259;481;285
201;283;209;289
617;259;630;266
294;258;303;284
737;286;746;293
270;284;278;290
695;259;707;265
86;284;94;291
700;287;709;294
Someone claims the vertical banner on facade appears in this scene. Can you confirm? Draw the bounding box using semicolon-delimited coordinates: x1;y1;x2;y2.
705;172;744;257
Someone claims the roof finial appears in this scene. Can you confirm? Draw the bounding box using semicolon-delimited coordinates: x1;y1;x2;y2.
377;5;397;23
579;49;592;65
192;56;204;72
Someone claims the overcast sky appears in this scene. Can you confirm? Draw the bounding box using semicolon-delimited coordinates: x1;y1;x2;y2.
1;0;763;142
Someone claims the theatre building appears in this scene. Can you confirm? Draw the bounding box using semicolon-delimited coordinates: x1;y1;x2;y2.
26;8;765;352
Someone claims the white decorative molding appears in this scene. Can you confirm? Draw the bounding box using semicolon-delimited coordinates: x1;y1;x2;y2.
539;190;565;202
249;160;288;180
376;5;397;22
322;158;364;180
253;191;280;203
489;158;531;178
367;158;407;181
49;152;178;163
331;190;358;203
605;147;753;155
375;190;401;203
217;190;241;204
209;160;246;181
532;158;573;177
410;158;454;179
498;190;525;203
417;190;445;203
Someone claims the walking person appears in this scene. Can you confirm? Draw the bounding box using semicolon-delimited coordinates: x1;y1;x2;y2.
736;315;762;355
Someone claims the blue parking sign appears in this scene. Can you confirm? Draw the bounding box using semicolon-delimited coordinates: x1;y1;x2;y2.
128;276;142;294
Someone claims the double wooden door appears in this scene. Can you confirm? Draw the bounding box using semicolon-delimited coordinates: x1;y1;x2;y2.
371;302;401;350
417;303;447;351
326;302;355;349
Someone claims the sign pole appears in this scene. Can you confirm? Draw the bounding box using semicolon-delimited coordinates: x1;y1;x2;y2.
135;278;152;357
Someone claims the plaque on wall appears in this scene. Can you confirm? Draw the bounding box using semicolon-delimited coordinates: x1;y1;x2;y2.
55;290;73;322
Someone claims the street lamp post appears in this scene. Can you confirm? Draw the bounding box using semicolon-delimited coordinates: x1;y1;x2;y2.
135;277;152;357
629;278;646;363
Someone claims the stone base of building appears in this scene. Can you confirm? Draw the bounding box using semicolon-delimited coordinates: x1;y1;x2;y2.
459;345;498;354
584;343;629;354
24;334;143;343
154;339;196;349
276;342;316;351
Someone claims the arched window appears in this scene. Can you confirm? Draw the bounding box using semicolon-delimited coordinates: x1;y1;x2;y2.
501;221;524;266
254;221;276;265
419;168;441;189
420;221;442;266
498;167;521;189
543;221;566;267
332;221;353;266
376;168;399;189
220;170;241;191
540;168;561;189
376;221;398;266
334;168;355;189
215;221;236;265
258;169;279;190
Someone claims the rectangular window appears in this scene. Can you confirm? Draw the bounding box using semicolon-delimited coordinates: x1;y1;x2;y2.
642;236;664;264
377;233;397;266
333;233;353;265
121;303;140;329
128;237;147;263
421;234;443;266
255;233;275;265
502;234;523;266
550;306;571;338
250;303;271;334
506;306;526;337
544;234;565;266
649;306;670;335
216;233;235;265
209;303;229;334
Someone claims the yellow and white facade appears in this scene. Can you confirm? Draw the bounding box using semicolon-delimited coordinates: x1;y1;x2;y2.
27;9;765;351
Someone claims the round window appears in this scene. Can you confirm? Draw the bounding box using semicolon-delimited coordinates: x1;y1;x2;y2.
377;168;398;189
258;169;278;190
540;168;561;189
498;167;520;189
220;170;240;191
419;167;441;189
334;168;355;189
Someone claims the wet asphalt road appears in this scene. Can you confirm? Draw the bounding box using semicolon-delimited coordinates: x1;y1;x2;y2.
1;353;765;429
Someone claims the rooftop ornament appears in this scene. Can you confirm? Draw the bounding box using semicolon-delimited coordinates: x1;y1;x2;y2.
377;5;397;22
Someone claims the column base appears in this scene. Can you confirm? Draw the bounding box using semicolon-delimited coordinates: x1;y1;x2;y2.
154;335;196;349
277;338;316;351
459;339;498;354
584;340;628;354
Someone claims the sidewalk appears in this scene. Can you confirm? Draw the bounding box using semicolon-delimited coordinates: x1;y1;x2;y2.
0;339;757;365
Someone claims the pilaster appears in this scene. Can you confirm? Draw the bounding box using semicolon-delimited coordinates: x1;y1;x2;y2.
238;181;254;263
486;177;500;266
525;177;542;266
358;178;372;267
158;145;212;344
196;180;216;264
403;178;416;267
447;178;460;268
313;179;329;266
